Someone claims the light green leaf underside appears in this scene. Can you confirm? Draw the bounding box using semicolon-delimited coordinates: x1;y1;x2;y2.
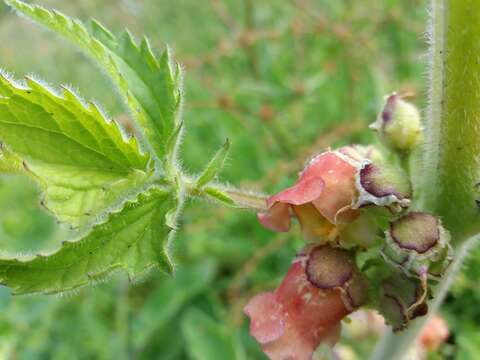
0;187;178;295
0;144;24;173
0;73;151;227
6;0;182;165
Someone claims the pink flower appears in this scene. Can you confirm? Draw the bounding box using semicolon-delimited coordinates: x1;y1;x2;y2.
244;245;367;360
258;146;411;245
419;315;449;352
258;150;361;241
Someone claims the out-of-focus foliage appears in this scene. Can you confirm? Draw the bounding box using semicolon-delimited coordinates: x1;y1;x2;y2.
0;0;471;359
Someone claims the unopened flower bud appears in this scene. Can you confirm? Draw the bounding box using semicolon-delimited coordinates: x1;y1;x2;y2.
378;272;428;331
382;212;452;279
370;93;423;153
356;160;411;211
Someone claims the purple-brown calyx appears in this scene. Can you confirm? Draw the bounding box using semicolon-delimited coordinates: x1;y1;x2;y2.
360;163;410;201
390;212;440;254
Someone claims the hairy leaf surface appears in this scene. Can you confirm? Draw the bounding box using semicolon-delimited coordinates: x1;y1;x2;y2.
6;0;182;167
0;74;151;227
0;187;178;294
196;139;230;188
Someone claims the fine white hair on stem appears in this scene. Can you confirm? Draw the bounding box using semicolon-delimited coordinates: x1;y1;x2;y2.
417;0;446;211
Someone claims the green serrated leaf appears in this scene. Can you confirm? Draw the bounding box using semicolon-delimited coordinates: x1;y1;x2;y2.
0;73;151;227
196;139;230;188
0;187;179;295
5;0;182;170
96;28;182;166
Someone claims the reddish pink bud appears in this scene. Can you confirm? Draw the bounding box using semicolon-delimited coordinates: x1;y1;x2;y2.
244;245;367;360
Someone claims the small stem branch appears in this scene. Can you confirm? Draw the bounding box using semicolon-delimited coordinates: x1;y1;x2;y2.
221;187;268;211
370;234;480;360
184;177;268;211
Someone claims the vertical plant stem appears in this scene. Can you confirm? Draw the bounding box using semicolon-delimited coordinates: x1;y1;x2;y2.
419;0;480;240
372;1;480;358
416;0;445;211
370;234;480;360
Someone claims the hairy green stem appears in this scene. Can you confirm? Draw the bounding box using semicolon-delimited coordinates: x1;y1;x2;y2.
372;1;480;358
419;0;480;240
184;177;267;211
221;187;268;210
370;234;480;360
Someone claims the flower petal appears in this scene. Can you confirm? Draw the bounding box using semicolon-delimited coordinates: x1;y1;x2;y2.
258;203;291;232
244;292;285;344
306;152;359;223
258;175;325;232
267;176;325;208
292;203;337;242
273;261;349;360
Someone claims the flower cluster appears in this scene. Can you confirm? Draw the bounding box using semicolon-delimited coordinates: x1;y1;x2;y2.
257;145;410;247
244;245;366;359
244;94;453;360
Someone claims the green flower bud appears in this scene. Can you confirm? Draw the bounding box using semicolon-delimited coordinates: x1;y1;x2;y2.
370;93;423;153
378;272;428;331
382;212;453;280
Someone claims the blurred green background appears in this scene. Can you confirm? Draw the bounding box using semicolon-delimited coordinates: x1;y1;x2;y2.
0;0;477;359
